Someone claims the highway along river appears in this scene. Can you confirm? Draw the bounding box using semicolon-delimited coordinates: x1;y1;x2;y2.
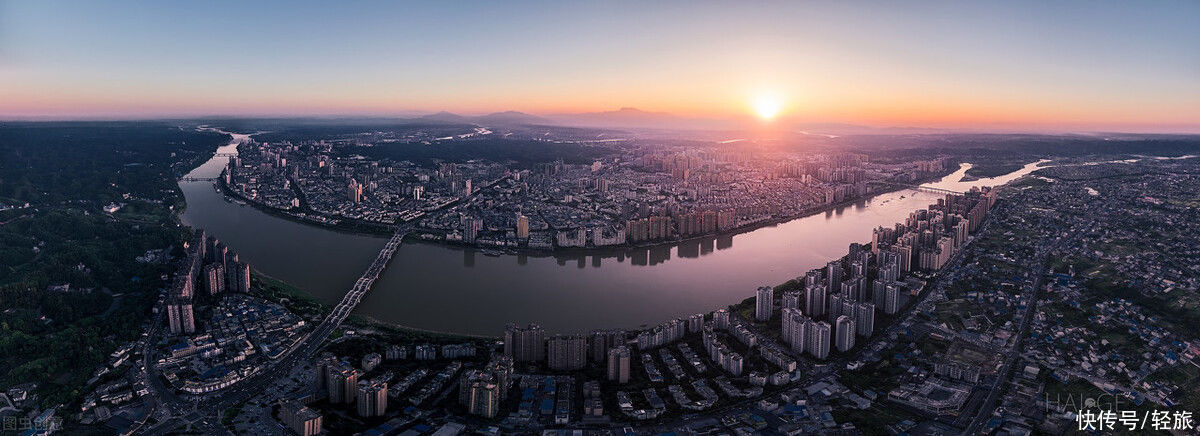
180;134;1046;336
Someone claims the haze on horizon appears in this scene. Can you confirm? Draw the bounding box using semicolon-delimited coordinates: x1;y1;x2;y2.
1;1;1198;133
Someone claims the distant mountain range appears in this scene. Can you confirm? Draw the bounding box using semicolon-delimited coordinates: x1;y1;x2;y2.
545;107;721;130
417;107;732;131
414;107;958;136
419;110;552;126
410;108;1200;136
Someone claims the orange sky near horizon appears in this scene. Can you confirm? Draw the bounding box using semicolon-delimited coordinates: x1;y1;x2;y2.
1;1;1198;133
6;84;1195;133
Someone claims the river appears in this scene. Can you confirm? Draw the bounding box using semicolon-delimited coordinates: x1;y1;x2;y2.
180;134;1045;336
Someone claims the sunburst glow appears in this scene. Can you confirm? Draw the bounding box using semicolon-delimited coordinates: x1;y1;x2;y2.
752;93;784;120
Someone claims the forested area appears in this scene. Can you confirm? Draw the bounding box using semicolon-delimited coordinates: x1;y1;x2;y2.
0;122;228;406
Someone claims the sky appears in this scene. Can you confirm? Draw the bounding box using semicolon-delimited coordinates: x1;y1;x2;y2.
1;1;1198;132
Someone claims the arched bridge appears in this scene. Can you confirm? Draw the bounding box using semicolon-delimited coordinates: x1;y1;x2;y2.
200;229;410;411
868;180;963;196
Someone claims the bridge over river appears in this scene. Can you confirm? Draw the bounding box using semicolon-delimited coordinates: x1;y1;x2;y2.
179;176;218;182
197;228;409;412
142;228;409;434
868;180;963;196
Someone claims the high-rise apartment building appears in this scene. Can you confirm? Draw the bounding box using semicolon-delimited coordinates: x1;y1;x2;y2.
589;329;626;363
828;293;843;321
229;261;251;293
458;356;513;416
203;263;224;295
805;285;826;318
504;323;545;362
607;346;631;384
315;354;338;393
547;335;588;370
166;299;194;335
347;179;362;203
467;380;500;418
841;299;858;321
826;260;843;290
884;283;902;315
516;214;530;239
808;321;831;360
713;309;731;330
835;315;856;352
755;286;774;322
280;401;322;436
856;302;875;337
687;313;705;333
781;291;801;311
872;279;887;308
781;308;808;354
805;270;821;288
327;362;359;404
356;379;387;417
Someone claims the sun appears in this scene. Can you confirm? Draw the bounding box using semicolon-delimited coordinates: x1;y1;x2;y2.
752;93;784;120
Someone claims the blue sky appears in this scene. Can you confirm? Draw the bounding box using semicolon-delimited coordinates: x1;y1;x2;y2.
1;1;1197;131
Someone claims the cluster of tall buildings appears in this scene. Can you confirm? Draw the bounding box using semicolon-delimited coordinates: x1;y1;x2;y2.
914;159;945;174
547;335;588;371
769;248;881;358
503;324;546;363
424;147;895;251
871;189;997;273
166;231;204;335
635;151;707;180
504;323;663;385
781;308;831;359
625;216;673;243
590;330;627;364
766;190;995;360
701;327;744;376
458;356;513;418
674;209;738;236
167;230;253;336
379;343;474;362
356;379;387;417
712;309;731;330
347;178;363;203
315;354;390;417
606;346;631;384
625;205;778;243
554;228;588;248
203;235;251;295
165;298;194;335
635;318;688;351
317;356;360;404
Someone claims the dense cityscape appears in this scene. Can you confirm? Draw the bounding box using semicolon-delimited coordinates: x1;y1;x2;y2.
2;117;1198;436
3;2;1200;435
222;126;949;252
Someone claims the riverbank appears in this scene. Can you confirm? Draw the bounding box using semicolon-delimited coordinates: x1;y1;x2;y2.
347;313;501;340
215;176;397;238
184;134;1045;334
207;127;964;254
177;130;518;340
236;229;488;341
214;166;957;258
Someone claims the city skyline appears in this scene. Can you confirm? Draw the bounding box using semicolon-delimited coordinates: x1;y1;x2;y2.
3;2;1200;434
2;1;1199;132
